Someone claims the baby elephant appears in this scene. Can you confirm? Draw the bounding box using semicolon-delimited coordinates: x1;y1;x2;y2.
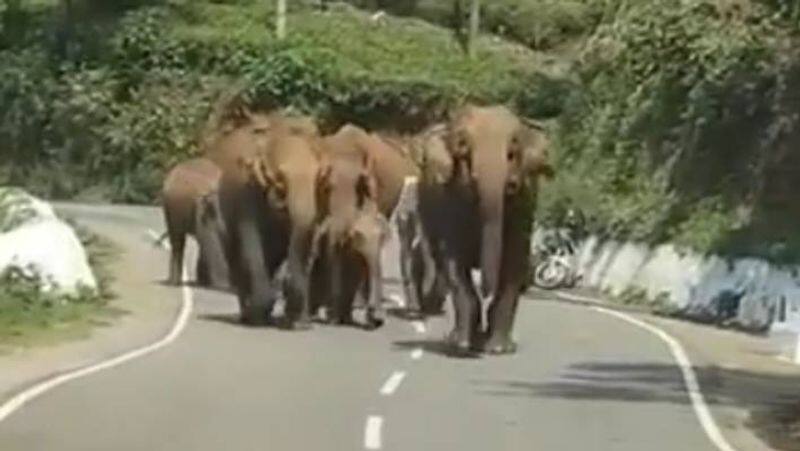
310;206;390;329
160;157;229;289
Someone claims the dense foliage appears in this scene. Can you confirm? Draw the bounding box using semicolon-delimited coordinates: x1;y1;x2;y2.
2;0;800;263
0;0;550;202
542;0;800;263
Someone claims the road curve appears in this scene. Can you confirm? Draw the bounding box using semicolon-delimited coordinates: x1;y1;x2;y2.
0;205;718;450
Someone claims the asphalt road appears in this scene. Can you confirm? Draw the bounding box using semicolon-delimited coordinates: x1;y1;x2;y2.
0;205;717;450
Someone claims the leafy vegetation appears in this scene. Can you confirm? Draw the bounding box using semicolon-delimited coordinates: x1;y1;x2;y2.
0;0;554;202
2;0;800;264
542;0;800;264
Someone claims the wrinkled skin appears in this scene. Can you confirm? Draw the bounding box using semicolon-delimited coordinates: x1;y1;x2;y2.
194;189;230;288
160;157;229;289
318;125;448;319
310;206;390;329
209;106;322;327
384;130;454;318
309;125;387;328
248;132;324;329
418;105;553;355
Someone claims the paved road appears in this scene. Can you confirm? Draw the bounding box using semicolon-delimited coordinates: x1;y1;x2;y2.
0;205;717;450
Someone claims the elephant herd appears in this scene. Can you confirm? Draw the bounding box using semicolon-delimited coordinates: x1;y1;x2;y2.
160;100;553;355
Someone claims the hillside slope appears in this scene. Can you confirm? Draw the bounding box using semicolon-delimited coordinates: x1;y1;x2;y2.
1;0;800;263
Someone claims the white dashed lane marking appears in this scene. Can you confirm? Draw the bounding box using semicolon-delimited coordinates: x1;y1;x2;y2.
379;371;407;396
364;416;383;450
411;321;426;334
410;348;424;360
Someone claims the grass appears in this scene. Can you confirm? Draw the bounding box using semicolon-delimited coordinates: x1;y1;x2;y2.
166;0;548;95
0;218;121;353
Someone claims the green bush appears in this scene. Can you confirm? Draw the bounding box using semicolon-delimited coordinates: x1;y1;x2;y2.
1;0;557;202
341;0;603;51
540;0;800;263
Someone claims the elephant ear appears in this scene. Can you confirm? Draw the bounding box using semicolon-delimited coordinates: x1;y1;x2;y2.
420;132;453;185
518;125;555;181
241;155;287;206
357;149;379;204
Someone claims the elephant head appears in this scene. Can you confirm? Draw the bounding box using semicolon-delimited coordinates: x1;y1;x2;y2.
443;105;554;298
318;125;379;237
243;132;325;326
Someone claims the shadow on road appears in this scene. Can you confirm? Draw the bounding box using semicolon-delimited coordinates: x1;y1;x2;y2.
393;339;481;359
474;361;800;450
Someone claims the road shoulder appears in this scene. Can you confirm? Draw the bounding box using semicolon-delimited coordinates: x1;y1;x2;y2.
0;206;183;406
532;288;800;451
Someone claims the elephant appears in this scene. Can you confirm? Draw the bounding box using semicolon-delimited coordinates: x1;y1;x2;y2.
160;157;229;289
376;131;450;318
307;125;394;328
210;107;324;327
309;206;390;329
310;124;448;324
416;104;554;355
393;179;447;317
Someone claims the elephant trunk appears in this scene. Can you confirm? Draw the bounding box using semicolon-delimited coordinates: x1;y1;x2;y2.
285;183;318;324
474;137;508;299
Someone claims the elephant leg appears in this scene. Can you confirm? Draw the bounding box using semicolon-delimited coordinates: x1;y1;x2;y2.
364;252;385;330
196;250;209;287
397;216;423;317
419;237;447;316
202;230;230;290
423;270;448;316
330;252;359;326
236;214;276;326
167;231;186;286
484;213;530;355
442;256;481;355
308;255;328;321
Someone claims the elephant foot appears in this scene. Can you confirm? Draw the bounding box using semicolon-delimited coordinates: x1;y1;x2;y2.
364;309;385;331
288;317;314;331
482;335;518;355
444;330;476;357
240;307;271;327
401;308;425;320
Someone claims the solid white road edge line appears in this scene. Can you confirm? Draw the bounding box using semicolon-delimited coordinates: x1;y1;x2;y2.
557;291;600;304
380;371;407;396
793;332;800;365
364;416;383;450
0;238;193;423
410;348;424;360
591;306;738;451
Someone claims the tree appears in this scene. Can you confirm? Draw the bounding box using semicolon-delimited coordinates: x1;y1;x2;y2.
275;0;286;39
467;0;479;57
453;0;480;57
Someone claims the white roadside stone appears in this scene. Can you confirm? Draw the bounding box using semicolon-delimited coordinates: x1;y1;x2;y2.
0;188;97;295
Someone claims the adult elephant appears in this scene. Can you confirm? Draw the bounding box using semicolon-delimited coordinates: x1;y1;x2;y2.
417;105;553;355
160;157;229;289
207;105;323;327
